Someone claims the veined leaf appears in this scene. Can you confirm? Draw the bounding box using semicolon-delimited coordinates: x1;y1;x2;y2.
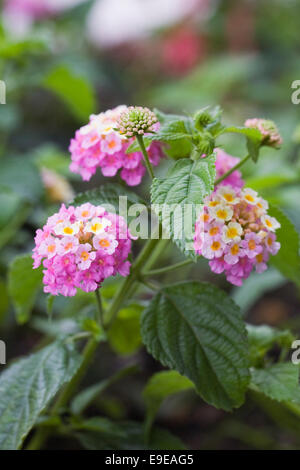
223;126;262;162
268;205;300;286
151;156;216;258
250;363;300;403
0;341;81;450
141;281;250;411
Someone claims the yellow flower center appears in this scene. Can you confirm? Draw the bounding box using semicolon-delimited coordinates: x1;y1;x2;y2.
81;210;90;217
211;241;221;251
63;227;74;235
209;226;219;236
216;209;228;220
209;200;219;207
267;237;273;246
245;195;255;203
47;244;55;253
108;140;116;149
91;223;103;232
227;227;238;239
248;239;256;250
99;239;110;248
231;244;239;256
256;253;263;263
265;219;273;228
64;242;73;251
224;194;234;202
80;251;89;261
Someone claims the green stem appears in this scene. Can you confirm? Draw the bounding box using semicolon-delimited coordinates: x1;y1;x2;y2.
214;154;250;186
26;237;166;450
144;259;193;277
136;134;155;179
95;289;105;329
26;337;99;450
104;238;159;328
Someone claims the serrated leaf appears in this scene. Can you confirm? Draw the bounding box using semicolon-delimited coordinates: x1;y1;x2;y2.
250;363;300;403
268;205;300;286
155;111;193;159
223;126;262;162
151;156;216;258
108;304;143;355
143;371;193;436
141;281;250;411
71;183;145;222
0;341;82;450
247;324;294;365
8;254;43;324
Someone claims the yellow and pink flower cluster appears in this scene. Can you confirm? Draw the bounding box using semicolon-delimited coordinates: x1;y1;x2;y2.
69;106;163;186
194;184;281;286
33;203;134;296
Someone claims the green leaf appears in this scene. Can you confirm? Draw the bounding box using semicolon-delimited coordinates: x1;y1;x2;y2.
0;157;44;202
0;280;9;325
268;205;300;285
71;365;138;415
108;304;143;356
141;281;250;411
0;340;81;450
71;183;145;222
247;324;294;365
153;109;194;159
151;156;216;258
223;126;262;162
0;187;30;250
143;371;193;436
8;254;43;324
250;363;300;403
74;420;186;450
43;65;96;122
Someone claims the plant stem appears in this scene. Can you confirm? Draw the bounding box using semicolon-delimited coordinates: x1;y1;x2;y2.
136;134;155;179
26;337;99;450
214;154;250;186
26;237;166;450
95;288;105;329
144;258;193;277
104;238;159;328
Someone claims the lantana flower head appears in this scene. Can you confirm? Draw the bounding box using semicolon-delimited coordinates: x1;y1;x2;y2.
69;106;163;186
194;185;281;286
116;106;158;138
33;203;134;296
244;118;283;148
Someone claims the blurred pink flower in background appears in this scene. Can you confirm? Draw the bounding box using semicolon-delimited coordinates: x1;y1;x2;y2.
86;0;212;49
161;27;206;76
3;0;85;36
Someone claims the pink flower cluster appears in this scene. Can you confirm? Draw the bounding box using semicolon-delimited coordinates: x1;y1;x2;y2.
69;106;163;186
33;203;133;296
194;184;281;286
215;148;244;189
